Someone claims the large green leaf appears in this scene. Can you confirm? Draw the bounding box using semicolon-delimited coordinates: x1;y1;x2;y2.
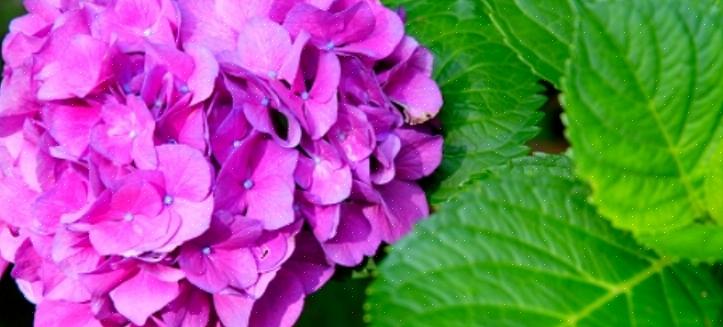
482;0;576;85
561;0;723;258
384;0;546;205
366;155;722;327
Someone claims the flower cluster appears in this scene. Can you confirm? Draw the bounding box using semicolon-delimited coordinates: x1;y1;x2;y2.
0;0;442;326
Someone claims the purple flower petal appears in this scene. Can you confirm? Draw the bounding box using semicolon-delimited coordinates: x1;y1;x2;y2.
109;267;182;325
395;127;443;180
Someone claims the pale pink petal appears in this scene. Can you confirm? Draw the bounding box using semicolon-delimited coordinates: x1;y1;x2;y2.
110;268;180;326
156;196;214;252
186;45;220;105
37;35;109;100
237;18;292;77
156;144;212;201
214;293;254;327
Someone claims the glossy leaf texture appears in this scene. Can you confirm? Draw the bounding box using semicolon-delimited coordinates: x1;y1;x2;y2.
366;155;723;326
482;0;576;85
561;0;723;259
384;0;546;205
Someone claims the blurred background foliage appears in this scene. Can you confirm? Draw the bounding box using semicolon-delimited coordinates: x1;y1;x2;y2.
0;1;565;326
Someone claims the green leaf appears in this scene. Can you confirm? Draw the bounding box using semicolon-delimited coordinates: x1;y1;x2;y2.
384;0;546;205
366;155;722;327
561;0;723;257
482;0;576;85
705;144;723;224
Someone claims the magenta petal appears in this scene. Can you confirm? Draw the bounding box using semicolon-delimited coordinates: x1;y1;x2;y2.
186;45;220;105
395;128;443;180
179;247;227;293
157;105;209;153
214;292;254;327
182;245;257;293
0;174;37;229
386;72;443;125
87;179;168;255
249;269;306;327
217;135;298;229
309;51;341;103
50;229;100;275
210;106;251;164
178;0;238;56
158;283;211;327
282;3;331;41
284;231;334;294
34;301;102;327
237;18;292;78
322;203;380;266
279;31;310;83
33;170;88;231
0;64;39;118
44;103;100;160
300;200;340;242
37;35;109;101
156;144;212;201
212;247;258;289
306;94;339;141
243;103;302;148
298;140;352;205
254;224;299;272
284;2;375;47
376;180;430;242
370;133;402;185
216;0;274;28
157;196;214;253
91;96;156;167
0;224;28;263
144;42;195;81
329;105;375;162
248;176;296;230
109;268;181;326
341;6;405;59
299;51;341;138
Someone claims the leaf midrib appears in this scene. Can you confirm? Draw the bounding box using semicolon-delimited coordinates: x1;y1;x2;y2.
581;3;705;213
560;257;673;326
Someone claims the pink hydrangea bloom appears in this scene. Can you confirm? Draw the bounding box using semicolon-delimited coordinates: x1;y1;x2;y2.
0;0;443;326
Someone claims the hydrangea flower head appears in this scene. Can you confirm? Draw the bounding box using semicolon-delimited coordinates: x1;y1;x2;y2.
0;0;443;326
